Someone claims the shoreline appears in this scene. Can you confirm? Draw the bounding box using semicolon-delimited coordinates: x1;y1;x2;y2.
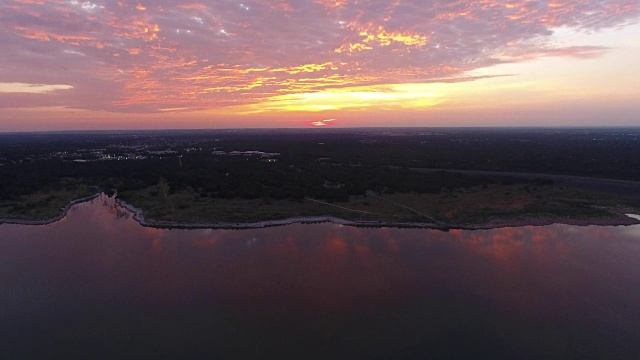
0;193;101;226
2;193;639;230
116;198;640;230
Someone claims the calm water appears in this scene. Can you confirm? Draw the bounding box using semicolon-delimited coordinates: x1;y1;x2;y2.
1;195;640;359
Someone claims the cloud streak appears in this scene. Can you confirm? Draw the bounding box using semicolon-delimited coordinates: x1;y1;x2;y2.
0;82;73;93
0;0;638;114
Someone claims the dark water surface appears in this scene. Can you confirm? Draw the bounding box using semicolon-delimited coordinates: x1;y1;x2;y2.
1;195;640;359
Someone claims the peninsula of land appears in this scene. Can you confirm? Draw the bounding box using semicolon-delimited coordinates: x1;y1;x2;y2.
2;128;639;229
2;178;639;230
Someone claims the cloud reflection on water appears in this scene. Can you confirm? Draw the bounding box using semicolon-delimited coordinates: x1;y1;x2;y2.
2;195;640;357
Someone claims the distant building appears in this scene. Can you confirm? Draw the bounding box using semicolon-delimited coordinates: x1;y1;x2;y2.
215;150;280;158
148;150;177;155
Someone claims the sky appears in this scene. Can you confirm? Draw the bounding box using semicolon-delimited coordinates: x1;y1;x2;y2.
0;0;639;131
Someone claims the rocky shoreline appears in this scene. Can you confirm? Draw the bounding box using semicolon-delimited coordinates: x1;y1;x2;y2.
2;193;639;230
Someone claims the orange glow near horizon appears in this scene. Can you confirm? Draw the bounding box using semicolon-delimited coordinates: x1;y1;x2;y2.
310;118;336;126
236;83;443;114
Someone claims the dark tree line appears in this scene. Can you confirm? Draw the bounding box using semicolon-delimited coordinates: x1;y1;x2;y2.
0;153;535;203
2;128;638;203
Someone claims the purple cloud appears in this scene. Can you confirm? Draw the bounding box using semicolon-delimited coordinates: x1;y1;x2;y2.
0;0;638;112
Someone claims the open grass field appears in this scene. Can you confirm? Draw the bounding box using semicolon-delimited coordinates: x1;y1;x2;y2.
117;182;638;226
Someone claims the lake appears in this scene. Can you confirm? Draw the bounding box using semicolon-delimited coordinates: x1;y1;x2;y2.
1;194;639;359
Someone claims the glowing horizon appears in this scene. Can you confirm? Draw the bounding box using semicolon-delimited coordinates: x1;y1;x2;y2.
1;0;639;131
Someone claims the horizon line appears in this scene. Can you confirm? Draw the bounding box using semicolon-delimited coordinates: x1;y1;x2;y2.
2;125;640;134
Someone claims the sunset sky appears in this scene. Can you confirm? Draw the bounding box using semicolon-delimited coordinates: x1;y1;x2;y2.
1;0;639;131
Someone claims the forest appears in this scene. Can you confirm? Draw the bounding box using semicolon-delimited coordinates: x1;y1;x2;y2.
1;127;638;222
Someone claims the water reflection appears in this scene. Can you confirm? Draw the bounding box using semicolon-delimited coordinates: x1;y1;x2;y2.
1;194;639;359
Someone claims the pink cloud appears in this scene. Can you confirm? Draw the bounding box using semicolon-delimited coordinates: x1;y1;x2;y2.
0;0;638;112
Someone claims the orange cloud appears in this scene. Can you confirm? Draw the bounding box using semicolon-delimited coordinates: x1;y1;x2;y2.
336;23;429;53
315;0;347;11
